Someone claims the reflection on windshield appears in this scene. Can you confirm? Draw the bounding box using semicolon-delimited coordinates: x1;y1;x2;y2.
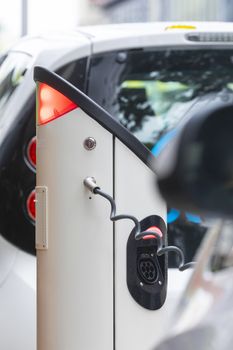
119;79;196;143
117;50;233;149
118;79;233;148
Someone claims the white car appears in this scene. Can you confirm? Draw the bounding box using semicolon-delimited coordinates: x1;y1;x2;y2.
1;22;233;349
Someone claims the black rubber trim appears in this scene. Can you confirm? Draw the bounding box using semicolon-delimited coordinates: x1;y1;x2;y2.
34;66;153;170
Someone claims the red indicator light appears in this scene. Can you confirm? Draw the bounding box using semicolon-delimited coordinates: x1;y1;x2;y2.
27;136;36;168
26;190;36;221
142;226;163;240
37;83;78;125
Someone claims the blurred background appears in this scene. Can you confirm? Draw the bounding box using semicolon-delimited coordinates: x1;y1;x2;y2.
0;0;233;51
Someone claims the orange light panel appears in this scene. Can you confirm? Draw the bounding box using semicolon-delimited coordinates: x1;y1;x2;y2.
37;83;78;125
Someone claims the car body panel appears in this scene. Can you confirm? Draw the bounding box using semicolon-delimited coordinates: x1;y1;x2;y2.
0;236;36;350
81;22;233;53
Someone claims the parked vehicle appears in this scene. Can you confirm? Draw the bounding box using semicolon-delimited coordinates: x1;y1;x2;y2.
1;22;233;349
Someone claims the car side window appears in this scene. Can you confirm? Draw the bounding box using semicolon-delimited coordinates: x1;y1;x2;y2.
0;52;31;122
56;57;88;93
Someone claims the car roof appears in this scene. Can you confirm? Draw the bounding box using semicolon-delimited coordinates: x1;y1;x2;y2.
78;21;233;39
4;21;233;122
77;22;233;53
11;21;233;56
10;31;90;57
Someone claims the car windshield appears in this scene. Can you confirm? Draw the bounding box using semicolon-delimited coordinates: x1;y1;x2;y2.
116;50;233;149
0;52;31;119
89;48;233;267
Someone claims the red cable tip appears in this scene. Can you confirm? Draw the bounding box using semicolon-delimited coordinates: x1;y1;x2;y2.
142;226;163;240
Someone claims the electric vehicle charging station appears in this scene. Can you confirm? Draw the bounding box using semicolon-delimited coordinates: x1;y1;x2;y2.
2;22;233;350
34;66;195;350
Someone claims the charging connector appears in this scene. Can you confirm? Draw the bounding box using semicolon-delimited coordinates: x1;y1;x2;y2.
83;177;195;271
83;177;100;193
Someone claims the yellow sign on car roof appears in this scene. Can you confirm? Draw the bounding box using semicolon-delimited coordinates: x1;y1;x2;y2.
165;25;197;31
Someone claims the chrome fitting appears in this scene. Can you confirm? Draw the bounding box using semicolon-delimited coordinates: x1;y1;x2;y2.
83;137;96;150
83;177;100;193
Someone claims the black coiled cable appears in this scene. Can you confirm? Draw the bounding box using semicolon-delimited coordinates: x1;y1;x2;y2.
94;188;195;272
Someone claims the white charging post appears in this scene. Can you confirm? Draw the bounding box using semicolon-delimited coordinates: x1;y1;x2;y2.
35;67;168;350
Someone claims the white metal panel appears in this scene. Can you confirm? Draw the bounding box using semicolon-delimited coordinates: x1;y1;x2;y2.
114;138;168;349
37;108;114;350
114;139;193;349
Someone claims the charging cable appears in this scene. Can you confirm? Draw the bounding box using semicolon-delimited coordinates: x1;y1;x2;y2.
84;177;195;271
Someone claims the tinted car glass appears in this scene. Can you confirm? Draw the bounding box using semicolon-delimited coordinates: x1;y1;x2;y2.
56;57;88;92
88;49;233;267
0;52;31;120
